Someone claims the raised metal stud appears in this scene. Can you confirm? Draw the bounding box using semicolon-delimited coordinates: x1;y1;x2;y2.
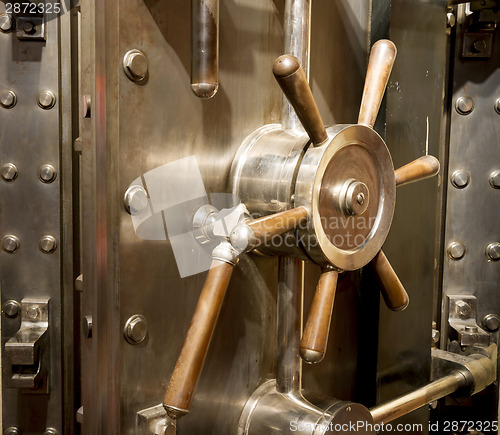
0;90;17;108
2;300;21;318
485;242;500;262
489;170;500;189
39;235;57;254
447;241;465;260
451;170;470;189
123;49;149;83
124;314;148;344
1;163;18;181
39;164;57;183
0;14;15;33
2;235;20;253
37;90;56;109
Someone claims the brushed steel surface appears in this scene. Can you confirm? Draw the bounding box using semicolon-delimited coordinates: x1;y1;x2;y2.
0;2;73;432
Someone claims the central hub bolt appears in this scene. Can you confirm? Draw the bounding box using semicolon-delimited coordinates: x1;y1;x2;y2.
337;179;370;216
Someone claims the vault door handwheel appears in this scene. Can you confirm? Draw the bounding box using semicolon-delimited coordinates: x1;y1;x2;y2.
271;39;439;363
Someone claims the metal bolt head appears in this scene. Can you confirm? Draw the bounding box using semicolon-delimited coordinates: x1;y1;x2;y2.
432;328;440;344
39;235;57;254
489;170;500;189
451;170;470;189
2;235;20;253
39;164;57;183
22;20;36;35
447;241;465;260
83;315;92;338
0;90;17;108
124;185;149;215
4;427;21;435
42;428;59;435
456;96;474;115
1;163;18;181
37;90;56;109
483;314;500;332
471;39;487;54
495;98;500;115
27;305;41;320
485;242;500;261
123;49;149;82
0;14;15;33
464;325;478;333
124;314;148;344
2;300;21;318
456;300;472;319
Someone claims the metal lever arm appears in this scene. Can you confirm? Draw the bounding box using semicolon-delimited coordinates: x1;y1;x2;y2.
300;266;339;364
358;40;397;128
163;242;237;419
370;250;409;311
395;155;440;187
273;55;328;146
191;0;219;98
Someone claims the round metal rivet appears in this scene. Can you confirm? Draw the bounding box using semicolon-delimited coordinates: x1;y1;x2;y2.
42;428;59;435
495;98;500;115
27;306;40;320
124;185;149;215
1;163;18;181
39;164;57;183
489;170;500;189
0;14;15;33
2;300;21;318
37;90;56;109
451;170;470;189
39;235;57;254
124;314;148;344
2;235;20;253
485;242;500;261
483;314;500;332
22;20;36;35
455;96;474;115
4;427;21;435
447;241;465;260
123;49;149;83
0;90;17;109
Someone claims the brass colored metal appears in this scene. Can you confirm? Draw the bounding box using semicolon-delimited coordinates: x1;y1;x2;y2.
191;0;219;98
247;206;308;242
395;155;440;187
370;250;409;311
299;267;339;364
273;55;328;145
163;258;235;419
358;40;397;128
370;371;467;424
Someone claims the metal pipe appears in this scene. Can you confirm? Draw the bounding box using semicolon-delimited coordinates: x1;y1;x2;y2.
276;257;304;394
282;0;312;131
191;0;219;98
370;371;468;424
276;0;311;397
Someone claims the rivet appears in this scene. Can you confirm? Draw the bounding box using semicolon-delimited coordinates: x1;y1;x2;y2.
37;90;56;109
81;94;91;118
455;96;474;115
1;163;18;181
489;170;500;189
456;300;472;319
0;14;15;33
42;428;59;435
39;235;57;254
447;241;465;260
27;305;41;320
2;300;21;318
22;20;36;35
451;170;470;189
39;164;57;183
83;315;92;338
483;314;500;332
2;235;20;253
4;427;21;435
124;314;148;344
485;242;500;261
124;185;149;215
0;90;17;108
464;325;478;333
123;49;149;83
495;98;500;115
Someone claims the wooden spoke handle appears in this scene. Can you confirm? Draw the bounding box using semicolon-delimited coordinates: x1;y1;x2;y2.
248;206;308;240
395;155;440;187
358;40;397;128
300;267;339;363
191;0;219;98
371;251;409;311
163;258;234;419
273;55;328;145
